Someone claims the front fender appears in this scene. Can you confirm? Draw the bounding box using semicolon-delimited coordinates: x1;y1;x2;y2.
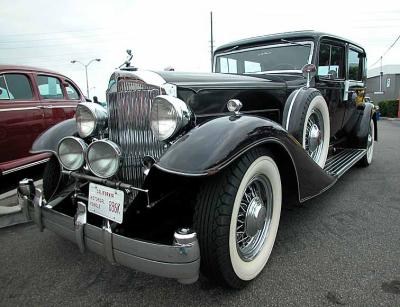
30;119;77;154
155;115;335;202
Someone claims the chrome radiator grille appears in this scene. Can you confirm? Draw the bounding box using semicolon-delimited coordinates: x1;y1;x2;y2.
107;82;165;186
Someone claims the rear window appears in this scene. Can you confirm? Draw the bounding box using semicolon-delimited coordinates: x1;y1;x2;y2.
65;81;80;100
37;75;64;99
0;74;33;100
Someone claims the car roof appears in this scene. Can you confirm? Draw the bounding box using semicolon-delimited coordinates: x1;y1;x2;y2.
0;64;69;78
214;30;365;53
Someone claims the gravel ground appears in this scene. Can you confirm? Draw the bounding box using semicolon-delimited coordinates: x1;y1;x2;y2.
0;120;399;306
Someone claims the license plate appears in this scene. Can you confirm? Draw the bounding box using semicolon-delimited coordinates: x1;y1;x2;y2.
88;183;124;224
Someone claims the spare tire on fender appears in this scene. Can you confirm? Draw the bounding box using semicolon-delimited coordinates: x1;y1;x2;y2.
282;88;330;168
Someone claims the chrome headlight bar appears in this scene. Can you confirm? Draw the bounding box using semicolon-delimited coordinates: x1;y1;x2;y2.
76;102;107;138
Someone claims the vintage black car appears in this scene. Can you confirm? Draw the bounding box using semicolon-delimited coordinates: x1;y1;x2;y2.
18;31;377;289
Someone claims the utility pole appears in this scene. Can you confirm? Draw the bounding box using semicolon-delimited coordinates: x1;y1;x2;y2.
210;11;214;72
379;56;383;93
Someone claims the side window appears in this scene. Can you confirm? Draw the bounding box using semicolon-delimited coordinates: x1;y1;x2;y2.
244;61;261;73
37;75;64;99
219;57;238;73
318;42;345;79
0;75;11;100
1;74;33;100
348;49;363;81
65;81;80;100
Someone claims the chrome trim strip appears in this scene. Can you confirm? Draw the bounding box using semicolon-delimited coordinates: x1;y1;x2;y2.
2;158;50;175
196;108;280;118
285;89;301;130
0;107;42;112
45;105;77;109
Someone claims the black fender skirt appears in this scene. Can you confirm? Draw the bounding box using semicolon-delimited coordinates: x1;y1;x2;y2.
30;118;77;154
155;115;336;202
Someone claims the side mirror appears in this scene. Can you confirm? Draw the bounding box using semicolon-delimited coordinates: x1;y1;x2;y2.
302;64;316;88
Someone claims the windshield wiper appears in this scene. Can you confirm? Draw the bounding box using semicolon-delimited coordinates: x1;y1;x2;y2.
222;45;239;53
280;39;308;47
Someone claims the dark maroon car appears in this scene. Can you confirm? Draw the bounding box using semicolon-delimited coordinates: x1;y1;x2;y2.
0;65;84;175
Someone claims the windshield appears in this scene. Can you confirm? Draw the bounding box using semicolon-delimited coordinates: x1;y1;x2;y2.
214;42;313;74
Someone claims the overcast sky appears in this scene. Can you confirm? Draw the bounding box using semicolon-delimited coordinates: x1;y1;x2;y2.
1;0;399;100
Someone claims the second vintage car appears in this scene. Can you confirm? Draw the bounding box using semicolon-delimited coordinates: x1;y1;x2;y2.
0;65;85;175
19;31;377;289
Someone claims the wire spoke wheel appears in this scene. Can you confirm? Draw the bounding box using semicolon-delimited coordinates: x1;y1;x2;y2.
305;108;324;163
235;174;273;261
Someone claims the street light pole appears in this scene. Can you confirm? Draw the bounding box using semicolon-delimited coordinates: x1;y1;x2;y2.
71;58;101;98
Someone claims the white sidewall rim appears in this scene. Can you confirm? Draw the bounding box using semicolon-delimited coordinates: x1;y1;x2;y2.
367;119;374;164
302;95;330;168
229;156;282;281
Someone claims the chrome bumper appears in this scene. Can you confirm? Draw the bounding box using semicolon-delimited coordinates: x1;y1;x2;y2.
18;179;200;284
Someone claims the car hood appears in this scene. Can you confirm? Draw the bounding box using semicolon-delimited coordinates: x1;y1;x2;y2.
154;71;287;91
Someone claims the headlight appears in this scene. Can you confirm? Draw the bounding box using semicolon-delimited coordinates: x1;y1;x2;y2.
86;140;121;178
57;137;87;171
150;95;191;141
76;102;107;138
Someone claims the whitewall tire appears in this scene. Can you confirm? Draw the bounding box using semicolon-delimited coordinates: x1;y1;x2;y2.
194;148;282;288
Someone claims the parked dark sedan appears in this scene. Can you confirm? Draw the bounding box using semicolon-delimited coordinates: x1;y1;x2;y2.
19;31;377;289
0;65;84;175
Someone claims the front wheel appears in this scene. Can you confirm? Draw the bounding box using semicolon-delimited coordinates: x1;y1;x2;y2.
194;148;282;288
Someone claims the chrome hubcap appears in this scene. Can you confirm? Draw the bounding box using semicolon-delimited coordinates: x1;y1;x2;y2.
245;197;267;237
305;109;324;162
309;124;321;152
236;175;273;261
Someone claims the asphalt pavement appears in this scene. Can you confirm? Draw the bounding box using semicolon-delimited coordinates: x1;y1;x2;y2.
0;120;399;306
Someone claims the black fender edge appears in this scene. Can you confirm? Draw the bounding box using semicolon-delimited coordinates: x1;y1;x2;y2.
154;115;336;202
30;118;77;155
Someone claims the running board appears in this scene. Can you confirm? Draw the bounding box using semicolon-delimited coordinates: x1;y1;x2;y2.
324;149;366;178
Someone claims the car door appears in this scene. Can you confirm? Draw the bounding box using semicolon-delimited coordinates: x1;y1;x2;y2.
315;40;346;138
0;72;44;164
36;74;78;129
342;46;366;127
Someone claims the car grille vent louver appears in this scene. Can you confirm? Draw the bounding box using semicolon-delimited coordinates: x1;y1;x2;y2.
107;80;165;187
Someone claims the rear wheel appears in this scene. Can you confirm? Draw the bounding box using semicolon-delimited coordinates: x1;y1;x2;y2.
194;148;282;288
359;118;375;167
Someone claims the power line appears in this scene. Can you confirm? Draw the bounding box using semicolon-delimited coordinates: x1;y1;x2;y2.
0;27;107;37
0;31;121;44
369;33;400;68
0;36;129;49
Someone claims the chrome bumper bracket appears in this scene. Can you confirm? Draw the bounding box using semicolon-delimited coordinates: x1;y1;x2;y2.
33;188;44;232
74;202;87;253
103;220;116;264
